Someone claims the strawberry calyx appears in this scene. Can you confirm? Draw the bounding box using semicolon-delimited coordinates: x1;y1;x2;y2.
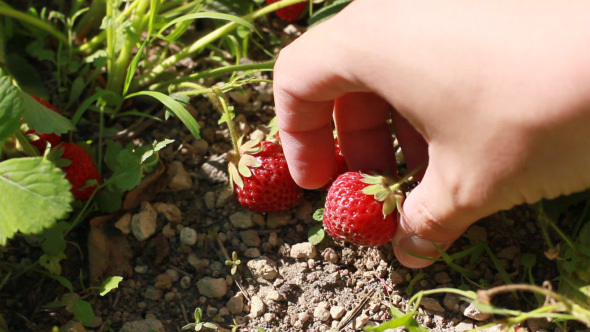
228;137;263;189
360;173;404;218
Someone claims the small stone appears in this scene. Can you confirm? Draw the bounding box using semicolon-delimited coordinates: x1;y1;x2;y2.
290;242;317;259
330;306;346;320
227;293;244;314
249;296;265;318
295;200;313;222
165;269;179;283
322;248;339;263
466;225;488;244
114;213;132;234
443;293;462;311
420;297;445;312
192;139;209;155
215;187;234;207
164;292;176;301
162;223;176;238
434;272;451;284
60;320;86;332
497;245;519;260
204;191;216;210
267;213;292;228
154;274;173;290
144;286;163;300
131;202;157;241
119;319;165;332
134;265;149;274
263;313;276;323
230;211;255;229
463;302;493;321
455;320;475;332
179;227;198;246
268;232;280;247
180;276;191;289
313;302;330;322
244;248;261;258
196;277;228;298
168;161;194;190
206;305;218;317
153;202;182;223
266;289;285;302
297;312;310;325
252;213;265;227
527;317;551;331
247;256;278;280
355;314;370;328
240;230;261;247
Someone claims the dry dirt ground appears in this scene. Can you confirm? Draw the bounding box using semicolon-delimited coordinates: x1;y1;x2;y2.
1;19;583;332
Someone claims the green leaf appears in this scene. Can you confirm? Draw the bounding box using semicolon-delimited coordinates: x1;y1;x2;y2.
39;251;66;275
96;186;123;213
71;299;95;326
193;307;203;323
40;221;69;255
312;208;324;222
20;92;75;135
308;0;352;28
0;70;22;144
157;12;258;39
0;157;74;245
308;225;325;245
127;91;201;140
98;276;123;296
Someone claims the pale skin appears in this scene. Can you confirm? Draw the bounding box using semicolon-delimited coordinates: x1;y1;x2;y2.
273;0;590;268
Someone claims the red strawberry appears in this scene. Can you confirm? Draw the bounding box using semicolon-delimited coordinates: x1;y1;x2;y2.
50;143;101;201
229;139;302;213
265;0;307;22
25;96;62;153
322;171;403;246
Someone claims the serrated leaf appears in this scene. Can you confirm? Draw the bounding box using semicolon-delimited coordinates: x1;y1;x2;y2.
40;221;69;255
39;251;66;275
0;72;22;144
308;225;325;245
20;92;75;135
96;186;124;213
0;158;74;245
71;299;95;326
98;276;123;296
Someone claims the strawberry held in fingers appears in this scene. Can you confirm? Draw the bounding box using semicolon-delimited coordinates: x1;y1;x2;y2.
229;139;302;213
265;0;307;22
50;142;101;201
323;172;403;246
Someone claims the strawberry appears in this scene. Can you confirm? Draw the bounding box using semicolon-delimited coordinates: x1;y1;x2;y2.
50;142;101;201
265;0;307;22
229;139;302;213
25;96;62;153
322;171;403;246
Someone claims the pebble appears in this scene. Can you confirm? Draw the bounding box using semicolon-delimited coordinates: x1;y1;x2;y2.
244;248;262;258
249;296;266;318
154;274;173;290
313;302;330;322
179;227;198;246
192;139;209;155
201;154;229;183
180;276;191;289
266;213;292;228
230;211;255;229
268;232;281;247
204;191;215;210
322;248;339;263
164;292;176;301
59;320;86;332
420;297;445;312
240;230;261;247
167;161;194;190
119;318;165;332
463;302;492;321
443;293;462;311
161;223;176;238
434;272;452;284
144;286;163;301
153;202;182;223
134;265;149;274
247;256;278;280
215;187;233;207
227;293;245;314
527;317;551;331
466;225;488;244
497;245;519;260
455;320;475;332
290;242;317;259
114;213;132;234
196;277;228;298
165;268;179;283
330;306;346;320
131;202;157;241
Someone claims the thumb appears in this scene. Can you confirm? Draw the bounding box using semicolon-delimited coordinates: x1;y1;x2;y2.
391;161;481;269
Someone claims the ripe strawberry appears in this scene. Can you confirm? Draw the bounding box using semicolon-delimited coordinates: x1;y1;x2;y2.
322;171;403;246
50;142;101;201
25;96;62;153
229;139;302;213
265;0;307;22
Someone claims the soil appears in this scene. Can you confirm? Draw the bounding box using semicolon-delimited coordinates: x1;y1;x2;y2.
0;17;583;332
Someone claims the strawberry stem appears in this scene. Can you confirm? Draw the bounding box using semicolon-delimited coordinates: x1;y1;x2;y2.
388;161;428;191
212;87;241;159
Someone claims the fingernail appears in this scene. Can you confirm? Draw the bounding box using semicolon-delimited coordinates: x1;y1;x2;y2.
393;236;450;269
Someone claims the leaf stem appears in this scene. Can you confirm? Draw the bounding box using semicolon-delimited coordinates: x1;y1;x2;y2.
212;87;241;159
0;4;69;45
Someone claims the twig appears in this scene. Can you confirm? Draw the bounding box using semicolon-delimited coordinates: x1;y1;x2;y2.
337;288;376;331
181;302;189;325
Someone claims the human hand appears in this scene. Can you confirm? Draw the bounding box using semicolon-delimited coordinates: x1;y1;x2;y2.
273;0;590;268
